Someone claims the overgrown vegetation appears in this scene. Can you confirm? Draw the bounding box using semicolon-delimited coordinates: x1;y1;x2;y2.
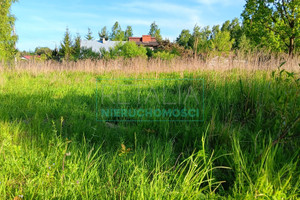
242;0;299;56
100;42;147;60
1;1;300;64
0;65;299;199
11;1;298;62
0;0;18;65
0;0;299;199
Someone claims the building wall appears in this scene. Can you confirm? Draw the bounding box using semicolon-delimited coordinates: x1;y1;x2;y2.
142;35;151;43
129;37;141;42
129;35;157;43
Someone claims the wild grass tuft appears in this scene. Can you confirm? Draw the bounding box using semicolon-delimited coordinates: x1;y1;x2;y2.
0;63;299;199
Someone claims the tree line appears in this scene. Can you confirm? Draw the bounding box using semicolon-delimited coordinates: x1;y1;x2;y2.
47;21;162;61
84;21;162;42
1;0;299;64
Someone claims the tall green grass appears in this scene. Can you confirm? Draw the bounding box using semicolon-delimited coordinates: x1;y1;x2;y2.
0;68;299;199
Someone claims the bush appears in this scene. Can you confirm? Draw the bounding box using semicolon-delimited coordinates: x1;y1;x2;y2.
35;47;52;59
153;51;176;60
119;42;147;58
101;42;147;59
146;47;154;58
80;48;100;60
100;42;123;60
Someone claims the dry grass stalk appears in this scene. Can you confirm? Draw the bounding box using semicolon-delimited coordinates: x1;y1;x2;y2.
1;54;299;74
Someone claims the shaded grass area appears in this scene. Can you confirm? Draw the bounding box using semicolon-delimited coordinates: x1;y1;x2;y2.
0;70;299;199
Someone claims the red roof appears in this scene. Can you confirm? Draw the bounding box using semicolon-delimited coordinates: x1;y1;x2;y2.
22;55;41;60
23;55;32;60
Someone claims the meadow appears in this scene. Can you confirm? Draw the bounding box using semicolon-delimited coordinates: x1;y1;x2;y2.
0;57;299;199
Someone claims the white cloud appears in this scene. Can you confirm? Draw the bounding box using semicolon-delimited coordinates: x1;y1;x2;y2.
121;1;198;16
195;0;245;6
13;0;245;50
114;1;204;32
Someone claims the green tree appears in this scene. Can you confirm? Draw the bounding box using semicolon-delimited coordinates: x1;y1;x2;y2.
149;22;162;41
211;25;220;39
221;20;231;32
198;26;212;53
124;26;133;41
52;47;59;61
0;0;18;63
85;28;94;40
211;31;234;53
238;34;252;56
73;33;81;60
60;27;73;61
190;24;201;58
35;47;52;59
229;18;243;48
221;18;243;49
119;42;147;58
98;26;109;40
110;21;125;41
176;29;192;49
242;0;299;56
188;25;212;55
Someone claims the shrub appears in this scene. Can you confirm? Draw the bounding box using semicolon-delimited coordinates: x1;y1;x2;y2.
80;48;100;60
119;42;147;58
100;42;123;60
153;51;176;60
101;42;147;59
35;47;52;59
146;47;154;58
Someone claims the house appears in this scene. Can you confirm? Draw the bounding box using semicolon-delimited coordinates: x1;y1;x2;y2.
81;35;159;54
21;55;40;60
80;38;125;54
129;35;159;49
21;55;32;60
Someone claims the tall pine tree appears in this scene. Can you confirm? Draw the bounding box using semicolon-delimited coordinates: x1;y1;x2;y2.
73;33;81;60
60;28;73;61
85;28;94;40
99;26;109;40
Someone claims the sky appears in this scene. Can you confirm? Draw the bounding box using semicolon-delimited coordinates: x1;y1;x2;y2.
11;0;246;51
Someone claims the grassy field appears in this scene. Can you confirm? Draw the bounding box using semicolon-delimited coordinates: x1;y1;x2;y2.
0;65;299;199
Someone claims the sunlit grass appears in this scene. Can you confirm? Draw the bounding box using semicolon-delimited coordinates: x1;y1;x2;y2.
0;68;299;199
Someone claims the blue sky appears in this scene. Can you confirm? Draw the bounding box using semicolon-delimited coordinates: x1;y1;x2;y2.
12;0;246;51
